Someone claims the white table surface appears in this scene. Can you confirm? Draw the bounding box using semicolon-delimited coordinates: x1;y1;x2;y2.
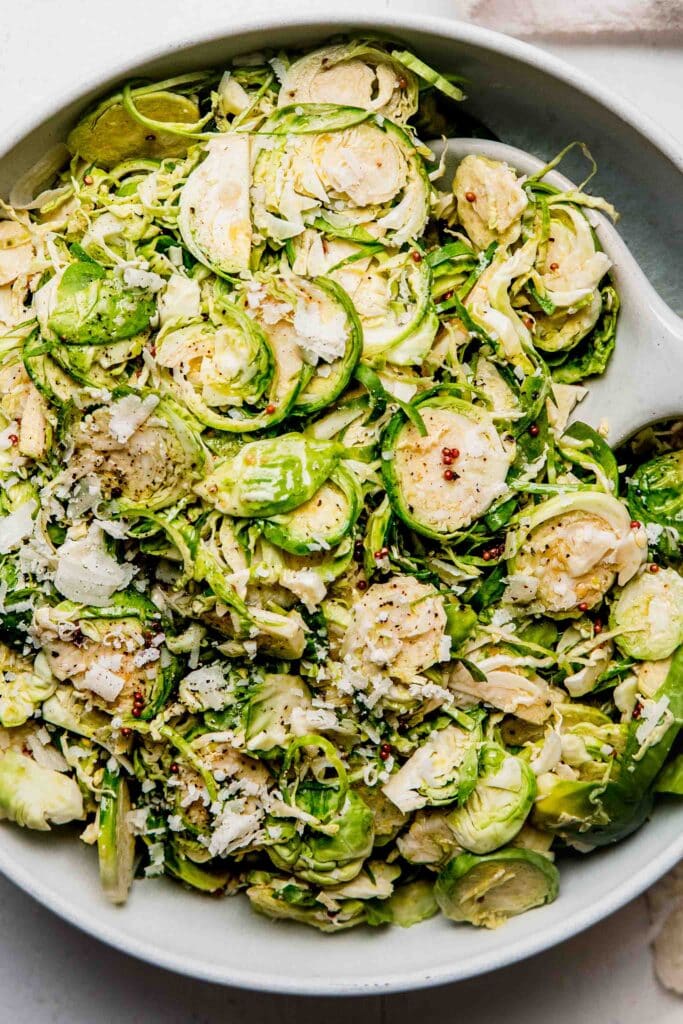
0;3;681;1020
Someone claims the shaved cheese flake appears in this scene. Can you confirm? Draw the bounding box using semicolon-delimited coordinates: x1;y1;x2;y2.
54;524;134;606
207;809;264;857
280;568;327;612
635;696;672;749
180;664;230;711
530;730;563;775
290;706;339;736
293;297;348;364
108;393;160;444
503;573;539;604
0;500;37;554
566;524;616;576
121;265;165;292
80;657;126;702
489;755;523;790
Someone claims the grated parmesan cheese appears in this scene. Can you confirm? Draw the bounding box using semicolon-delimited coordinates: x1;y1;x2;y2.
180;664;230;711
54;524;135;606
0;500;37;554
280;569;327;612
293;297;348;364
108;393;160;444
121;265;165;292
79;655;125;702
635;696;672;750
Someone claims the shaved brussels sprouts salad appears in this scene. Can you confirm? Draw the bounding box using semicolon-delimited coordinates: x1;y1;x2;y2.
0;36;681;933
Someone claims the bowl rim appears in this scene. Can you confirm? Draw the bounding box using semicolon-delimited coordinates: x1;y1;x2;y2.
2;822;683;995
2;10;682;174
0;9;681;996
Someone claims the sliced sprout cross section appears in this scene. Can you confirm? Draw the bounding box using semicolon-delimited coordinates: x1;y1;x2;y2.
382;390;513;539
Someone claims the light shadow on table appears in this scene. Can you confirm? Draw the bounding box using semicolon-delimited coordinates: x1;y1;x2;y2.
1;876;680;1024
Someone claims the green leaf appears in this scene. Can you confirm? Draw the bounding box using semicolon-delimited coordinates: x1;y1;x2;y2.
444;605;478;648
390;50;466;101
471;563;506;612
260;103;372;136
561;420;620;494
458;657;487;683
655;754;683;796
196;434;341;518
551;284;619;384
48;262;156;345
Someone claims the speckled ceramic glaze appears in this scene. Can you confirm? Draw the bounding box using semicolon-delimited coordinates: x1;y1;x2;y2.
0;10;681;996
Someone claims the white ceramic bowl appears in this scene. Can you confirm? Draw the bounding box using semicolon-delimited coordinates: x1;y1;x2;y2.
1;10;681;996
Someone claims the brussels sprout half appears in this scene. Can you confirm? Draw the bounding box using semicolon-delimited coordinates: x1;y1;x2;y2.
267;786;375;886
354;783;409;848
246;272;363;416
0;361;53;463
47;261;156;346
195;433;340;518
42;687;132;760
435;848;559;928
178;273;362;431
252;106;431;248
97;765;136;905
368;878;439;928
532;203;611;313
36;604;177;723
507;490;648;616
447;744;537;854
532;645;683;847
534;290;602;354
50;334;144;396
341;575;450;685
247;878;366;932
446;647;555;726
244;673;312;753
72;394;206;513
381;389;512;540
159;305;271;402
164;843;232;893
289;277;363;414
396;809;461;869
628;450;683;543
453;155;528;252
610;567;683;661
178;134;252;277
22;328;81;408
0;749;84;831
0;646;56;728
291;237;438;367
261;465;361;556
382;725;480;813
549;283;619;385
277;42;419;124
68;89;202;169
156;303;281;431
